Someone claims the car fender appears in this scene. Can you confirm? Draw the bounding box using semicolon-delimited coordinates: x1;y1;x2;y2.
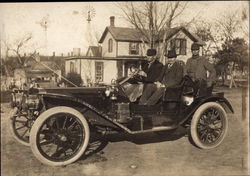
180;96;234;125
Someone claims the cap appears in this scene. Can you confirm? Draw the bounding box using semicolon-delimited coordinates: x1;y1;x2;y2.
146;49;157;56
191;43;200;50
166;50;177;58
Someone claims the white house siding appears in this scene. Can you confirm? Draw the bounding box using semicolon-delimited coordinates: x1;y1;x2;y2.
76;59;81;74
65;60;69;74
65;59;83;78
66;59;118;86
80;60;117;85
65;60;75;74
117;42;129;56
103;60;117;84
102;32;117;57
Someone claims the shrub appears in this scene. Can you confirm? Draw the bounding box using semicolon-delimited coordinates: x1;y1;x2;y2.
64;72;83;87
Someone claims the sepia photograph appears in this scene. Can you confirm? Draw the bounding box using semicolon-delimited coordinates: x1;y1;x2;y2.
0;1;249;176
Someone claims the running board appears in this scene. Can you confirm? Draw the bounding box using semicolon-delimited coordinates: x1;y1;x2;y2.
128;125;177;134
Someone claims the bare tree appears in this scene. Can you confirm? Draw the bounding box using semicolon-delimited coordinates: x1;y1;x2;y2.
116;1;190;63
1;33;41;79
216;11;241;45
192;20;221;54
2;33;37;66
117;2;188;46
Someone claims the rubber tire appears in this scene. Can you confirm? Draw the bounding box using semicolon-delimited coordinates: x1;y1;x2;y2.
30;106;90;166
190;102;228;149
9;107;30;146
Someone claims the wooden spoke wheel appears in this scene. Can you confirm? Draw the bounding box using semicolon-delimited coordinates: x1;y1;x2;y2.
30;106;90;166
190;102;228;149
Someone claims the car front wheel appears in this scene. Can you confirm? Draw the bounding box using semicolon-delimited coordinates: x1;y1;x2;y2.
30;106;90;166
190;102;228;149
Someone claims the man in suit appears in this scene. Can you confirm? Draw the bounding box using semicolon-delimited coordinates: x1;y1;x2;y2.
138;49;164;104
185;42;216;95
140;49;183;105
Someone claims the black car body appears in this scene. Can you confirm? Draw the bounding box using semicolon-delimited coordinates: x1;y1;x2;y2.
10;63;234;166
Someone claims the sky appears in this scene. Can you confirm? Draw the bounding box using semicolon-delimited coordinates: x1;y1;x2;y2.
0;1;248;57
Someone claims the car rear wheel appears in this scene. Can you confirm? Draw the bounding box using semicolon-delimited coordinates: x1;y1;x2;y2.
189;102;228;149
30;106;90;166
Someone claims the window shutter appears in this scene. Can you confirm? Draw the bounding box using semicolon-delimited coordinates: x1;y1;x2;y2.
129;42;132;54
180;39;187;55
170;39;175;50
136;43;139;54
183;39;187;55
108;39;113;53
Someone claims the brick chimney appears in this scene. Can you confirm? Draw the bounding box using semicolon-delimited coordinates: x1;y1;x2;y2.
110;16;115;27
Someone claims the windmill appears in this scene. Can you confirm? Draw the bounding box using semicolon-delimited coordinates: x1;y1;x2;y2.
36;14;50;56
85;5;96;24
84;5;96;46
72;5;97;85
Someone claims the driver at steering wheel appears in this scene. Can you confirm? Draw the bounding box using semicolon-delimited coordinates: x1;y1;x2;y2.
138;49;164;105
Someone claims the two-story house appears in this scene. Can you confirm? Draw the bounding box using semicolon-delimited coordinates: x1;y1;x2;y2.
65;16;205;86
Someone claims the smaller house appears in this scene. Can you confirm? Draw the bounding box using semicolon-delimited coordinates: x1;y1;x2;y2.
26;61;61;81
23;56;63;88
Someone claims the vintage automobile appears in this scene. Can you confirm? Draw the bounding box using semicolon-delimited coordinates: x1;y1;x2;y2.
10;62;234;166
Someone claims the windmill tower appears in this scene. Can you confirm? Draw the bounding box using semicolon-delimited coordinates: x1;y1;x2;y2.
84;5;96;46
37;15;50;56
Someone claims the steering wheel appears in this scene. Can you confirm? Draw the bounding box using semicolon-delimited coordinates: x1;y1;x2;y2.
117;65;143;85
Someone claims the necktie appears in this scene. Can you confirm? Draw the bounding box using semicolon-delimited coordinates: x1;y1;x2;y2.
168;63;173;69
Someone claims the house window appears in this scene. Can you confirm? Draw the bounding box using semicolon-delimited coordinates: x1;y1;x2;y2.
170;39;187;55
129;42;139;55
95;62;104;82
108;39;113;53
70;62;75;72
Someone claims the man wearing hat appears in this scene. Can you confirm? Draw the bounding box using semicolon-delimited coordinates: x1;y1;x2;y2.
138;48;164;104
139;48;164;82
185;42;216;94
139;49;183;105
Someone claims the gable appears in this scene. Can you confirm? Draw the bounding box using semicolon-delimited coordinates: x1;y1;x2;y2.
86;46;102;57
168;30;193;42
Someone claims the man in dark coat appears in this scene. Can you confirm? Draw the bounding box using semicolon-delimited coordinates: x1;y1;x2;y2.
138;49;164;104
140;49;183;105
185;42;216;95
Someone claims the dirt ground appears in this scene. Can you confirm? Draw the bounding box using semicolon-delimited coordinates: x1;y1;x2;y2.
1;87;249;176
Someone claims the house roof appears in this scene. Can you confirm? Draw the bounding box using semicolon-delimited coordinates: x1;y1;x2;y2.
158;27;206;45
86;46;102;57
99;26;146;43
27;61;60;71
99;26;205;45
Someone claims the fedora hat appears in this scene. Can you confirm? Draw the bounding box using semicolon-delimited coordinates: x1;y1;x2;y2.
146;49;157;56
191;42;200;50
166;50;177;58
